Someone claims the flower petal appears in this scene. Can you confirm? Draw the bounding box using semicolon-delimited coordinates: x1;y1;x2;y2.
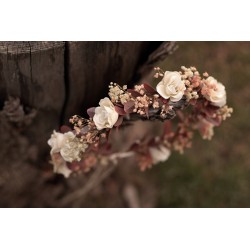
156;82;170;99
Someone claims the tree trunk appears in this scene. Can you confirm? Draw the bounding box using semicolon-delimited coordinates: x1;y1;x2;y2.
0;41;176;207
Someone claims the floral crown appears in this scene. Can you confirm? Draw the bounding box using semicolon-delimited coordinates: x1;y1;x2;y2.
48;66;233;178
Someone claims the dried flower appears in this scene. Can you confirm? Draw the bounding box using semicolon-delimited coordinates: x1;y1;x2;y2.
48;131;88;163
133;94;151;115
149;145;171;164
156;71;186;102
196;118;215;140
109;83;131;104
60;133;88;162
50;153;72;178
93;97;119;130
48;130;69;154
201;76;226;107
217;105;233;120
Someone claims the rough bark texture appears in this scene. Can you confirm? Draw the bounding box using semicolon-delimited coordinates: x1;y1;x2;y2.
0;41;176;207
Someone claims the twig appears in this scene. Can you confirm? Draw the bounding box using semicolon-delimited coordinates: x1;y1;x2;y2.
59;164;116;206
59;152;134;207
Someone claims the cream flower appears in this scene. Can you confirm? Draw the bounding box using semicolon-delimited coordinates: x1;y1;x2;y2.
48;131;87;162
202;76;226;107
156;71;186;102
149;145;171;164
196;118;214;140
51;153;72;178
93;97;119;130
48;131;66;154
60;133;88;162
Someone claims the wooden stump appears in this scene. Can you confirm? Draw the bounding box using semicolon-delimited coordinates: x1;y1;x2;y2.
0;41;176;207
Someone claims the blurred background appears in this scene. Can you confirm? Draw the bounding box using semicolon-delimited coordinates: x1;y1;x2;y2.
0;42;249;207
86;42;250;208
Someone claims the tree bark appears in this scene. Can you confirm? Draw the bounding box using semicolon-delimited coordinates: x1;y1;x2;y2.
0;41;176;207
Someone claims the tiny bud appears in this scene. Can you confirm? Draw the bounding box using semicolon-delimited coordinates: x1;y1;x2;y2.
154;73;159;78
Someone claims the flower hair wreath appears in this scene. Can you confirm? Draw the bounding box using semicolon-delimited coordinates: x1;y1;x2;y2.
48;66;233;178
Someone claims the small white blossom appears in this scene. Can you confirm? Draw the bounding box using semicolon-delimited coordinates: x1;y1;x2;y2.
149;145;171;164
109;84;121;102
93;97;119;130
48;131;88;162
156;71;186;102
51;153;72;178
202;76;226;107
60;132;88;162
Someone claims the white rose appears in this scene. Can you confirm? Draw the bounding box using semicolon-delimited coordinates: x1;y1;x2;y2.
202;77;226;107
48;131;87;162
149;145;171;164
93;97;119;130
156;71;186;102
48;130;67;154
